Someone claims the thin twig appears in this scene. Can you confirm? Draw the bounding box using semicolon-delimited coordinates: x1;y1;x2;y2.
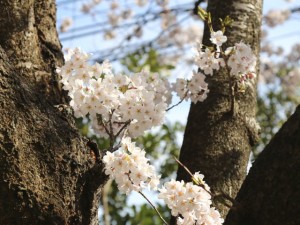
166;98;185;111
166;91;188;111
97;114;111;138
109;144;121;152
173;156;212;196
114;119;132;139
174;156;239;208
173;156;193;177
138;191;169;225
108;110;116;150
102;122;111;137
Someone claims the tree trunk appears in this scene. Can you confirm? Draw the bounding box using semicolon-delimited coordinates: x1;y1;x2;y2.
0;1;106;224
173;0;262;222
224;105;300;225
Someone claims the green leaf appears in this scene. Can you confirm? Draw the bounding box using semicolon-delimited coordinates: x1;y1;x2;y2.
224;15;234;27
197;6;208;21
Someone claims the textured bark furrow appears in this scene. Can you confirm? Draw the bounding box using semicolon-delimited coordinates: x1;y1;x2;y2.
0;1;106;224
175;0;262;220
0;47;103;224
225;105;300;225
0;0;40;67
0;0;64;104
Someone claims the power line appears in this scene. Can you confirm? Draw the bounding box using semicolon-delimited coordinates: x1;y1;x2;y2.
60;3;193;33
57;0;85;6
59;7;193;41
269;30;300;40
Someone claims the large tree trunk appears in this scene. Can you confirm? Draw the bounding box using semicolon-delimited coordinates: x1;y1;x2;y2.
224;105;300;225
173;0;262;222
0;1;106;224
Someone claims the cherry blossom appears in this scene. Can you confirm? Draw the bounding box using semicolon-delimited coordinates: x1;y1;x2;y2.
173;71;209;103
210;30;227;47
158;173;224;225
57;48;172;138
103;137;160;194
194;44;225;76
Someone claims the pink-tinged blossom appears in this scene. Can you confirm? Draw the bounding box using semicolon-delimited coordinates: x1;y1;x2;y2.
227;42;257;78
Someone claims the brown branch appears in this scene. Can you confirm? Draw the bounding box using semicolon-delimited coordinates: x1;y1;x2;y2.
138;191;169;225
225;105;300;225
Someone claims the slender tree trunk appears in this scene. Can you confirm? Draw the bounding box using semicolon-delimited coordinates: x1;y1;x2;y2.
224;105;300;225
0;1;106;224
172;0;262;223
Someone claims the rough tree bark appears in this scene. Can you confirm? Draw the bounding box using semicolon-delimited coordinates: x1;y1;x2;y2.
225;105;300;225
173;0;262;222
0;1;106;225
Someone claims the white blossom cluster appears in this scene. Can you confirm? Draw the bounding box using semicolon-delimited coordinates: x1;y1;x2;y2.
194;43;225;76
194;30;256;91
194;30;227;76
173;30;224;103
103;137;160;194
156;30;257;105
193;31;226;76
57;48;171;138
173;71;209;103
158;173;224;225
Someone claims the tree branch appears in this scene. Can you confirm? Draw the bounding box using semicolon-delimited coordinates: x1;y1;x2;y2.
225;105;300;225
